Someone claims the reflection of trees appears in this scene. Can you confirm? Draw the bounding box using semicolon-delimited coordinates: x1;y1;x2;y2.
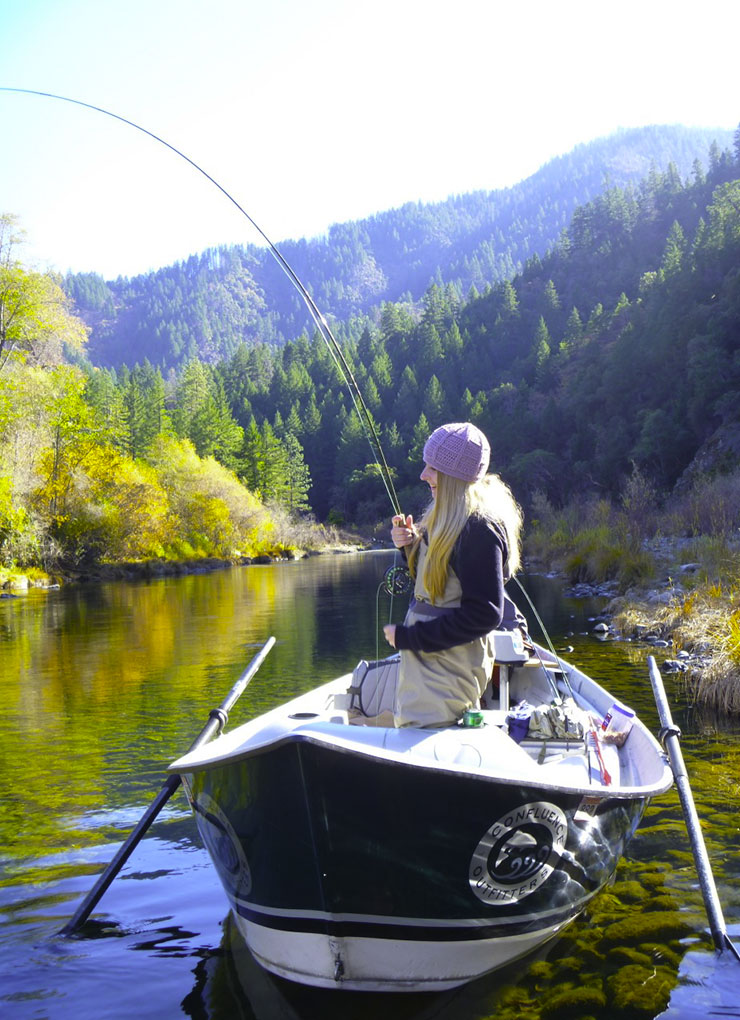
0;553;395;860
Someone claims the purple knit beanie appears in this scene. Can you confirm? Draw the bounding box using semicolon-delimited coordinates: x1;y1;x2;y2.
423;422;490;483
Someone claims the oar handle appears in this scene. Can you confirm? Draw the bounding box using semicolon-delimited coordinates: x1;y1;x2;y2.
59;636;276;936
187;636;276;753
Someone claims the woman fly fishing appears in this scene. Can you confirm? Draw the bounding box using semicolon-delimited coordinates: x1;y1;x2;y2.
383;421;529;728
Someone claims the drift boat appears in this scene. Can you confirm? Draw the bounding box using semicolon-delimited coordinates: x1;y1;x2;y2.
169;633;673;992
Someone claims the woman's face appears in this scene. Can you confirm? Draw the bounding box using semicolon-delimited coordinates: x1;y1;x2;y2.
420;463;438;498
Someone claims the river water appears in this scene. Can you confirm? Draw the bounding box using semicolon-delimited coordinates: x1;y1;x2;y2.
1;551;739;1019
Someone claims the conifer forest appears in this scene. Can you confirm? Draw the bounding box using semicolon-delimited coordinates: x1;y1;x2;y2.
2;122;740;571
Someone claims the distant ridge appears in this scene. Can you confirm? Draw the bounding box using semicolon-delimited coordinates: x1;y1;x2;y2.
64;123;733;371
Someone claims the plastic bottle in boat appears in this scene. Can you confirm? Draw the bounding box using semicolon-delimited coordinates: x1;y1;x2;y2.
601;701;635;746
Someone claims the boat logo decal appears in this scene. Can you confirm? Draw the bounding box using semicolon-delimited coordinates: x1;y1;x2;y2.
193;791;252;897
469;801;567;904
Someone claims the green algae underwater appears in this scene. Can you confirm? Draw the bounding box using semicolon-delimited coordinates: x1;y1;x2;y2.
1;555;739;1019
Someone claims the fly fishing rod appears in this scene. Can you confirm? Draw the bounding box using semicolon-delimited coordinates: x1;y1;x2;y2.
0;86;402;519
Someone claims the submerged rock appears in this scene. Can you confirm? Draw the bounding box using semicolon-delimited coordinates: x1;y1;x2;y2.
607;945;654;968
602;910;694;944
541;983;607;1019
564;581;620;598
609;879;646;903
606;962;676;1013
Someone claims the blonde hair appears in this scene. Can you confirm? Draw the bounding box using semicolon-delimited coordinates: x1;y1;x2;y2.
408;472;523;603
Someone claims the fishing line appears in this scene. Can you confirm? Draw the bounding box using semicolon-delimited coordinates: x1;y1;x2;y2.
510;574;574;701
0;86;403;518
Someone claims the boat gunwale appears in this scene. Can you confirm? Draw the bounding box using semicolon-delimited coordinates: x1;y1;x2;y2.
168;654;674;800
172;716;673;800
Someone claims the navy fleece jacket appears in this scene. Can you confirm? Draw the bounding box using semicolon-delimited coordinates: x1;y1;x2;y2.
393;515;508;654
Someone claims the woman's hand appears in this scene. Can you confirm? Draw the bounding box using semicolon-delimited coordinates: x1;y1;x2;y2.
391;514;415;549
383;624;397;648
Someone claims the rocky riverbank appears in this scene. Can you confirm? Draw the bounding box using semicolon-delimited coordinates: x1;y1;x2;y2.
552;536;740;716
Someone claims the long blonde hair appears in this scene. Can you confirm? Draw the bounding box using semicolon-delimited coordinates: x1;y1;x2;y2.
408;472;523;603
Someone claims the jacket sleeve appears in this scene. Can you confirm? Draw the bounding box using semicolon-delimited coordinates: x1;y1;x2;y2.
393;516;507;653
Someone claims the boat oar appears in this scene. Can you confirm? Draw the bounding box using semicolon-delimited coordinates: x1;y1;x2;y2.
59;636;276;937
647;654;740;961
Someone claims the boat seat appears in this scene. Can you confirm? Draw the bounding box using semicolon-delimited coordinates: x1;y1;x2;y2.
489;630;529;665
484;630;530;712
522;656;561;669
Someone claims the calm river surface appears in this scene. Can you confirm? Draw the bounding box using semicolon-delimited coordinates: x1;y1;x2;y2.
2;551;739;1019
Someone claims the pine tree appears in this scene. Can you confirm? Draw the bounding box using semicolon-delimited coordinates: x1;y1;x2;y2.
407;413;431;476
543;279;561;310
285;404;303;437
530;317;552;384
84;368;131;453
422;375;449;425
240;417;263;495
392;364;420;428
174;360;243;467
499;280;519;317
281;432;312;513
384;421;404;469
364;376;382;413
257;421;289;504
661;221;687;277
335;409;370;485
125;371;148;459
561;307;584;353
417;321;443;371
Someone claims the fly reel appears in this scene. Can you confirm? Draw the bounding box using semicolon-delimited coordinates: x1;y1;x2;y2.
382;564;412;596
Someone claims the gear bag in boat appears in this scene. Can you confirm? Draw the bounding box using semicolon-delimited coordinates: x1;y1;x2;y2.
349;654;400;717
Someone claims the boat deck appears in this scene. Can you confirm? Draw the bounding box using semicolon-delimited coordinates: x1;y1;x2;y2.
170;652;672;800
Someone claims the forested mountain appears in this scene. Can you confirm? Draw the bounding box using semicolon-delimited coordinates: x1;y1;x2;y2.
7;123;740;580
65;125;740;528
66;125;731;371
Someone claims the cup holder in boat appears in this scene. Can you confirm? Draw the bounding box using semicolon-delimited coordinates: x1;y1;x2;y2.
289;712;319;719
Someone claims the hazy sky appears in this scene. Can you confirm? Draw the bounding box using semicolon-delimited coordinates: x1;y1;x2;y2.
1;0;737;279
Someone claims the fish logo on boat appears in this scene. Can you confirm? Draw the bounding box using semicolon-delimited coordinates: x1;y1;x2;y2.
469;801;568;904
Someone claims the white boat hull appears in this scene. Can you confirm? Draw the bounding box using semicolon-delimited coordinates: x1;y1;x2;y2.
243;915;570;991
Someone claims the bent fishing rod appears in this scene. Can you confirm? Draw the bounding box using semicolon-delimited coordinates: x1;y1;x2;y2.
0;85;402;518
2;88;538;621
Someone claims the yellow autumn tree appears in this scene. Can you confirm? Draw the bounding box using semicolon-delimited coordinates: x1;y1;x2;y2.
16;365;166;565
46;445;171;563
0;214;87;371
147;435;271;557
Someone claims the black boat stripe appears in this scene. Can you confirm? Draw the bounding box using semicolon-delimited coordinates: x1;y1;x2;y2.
232;902;582;941
230;891;593;929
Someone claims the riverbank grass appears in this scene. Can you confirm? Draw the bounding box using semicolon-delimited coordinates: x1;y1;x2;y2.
527;486;740;716
610;550;740;715
527;495;659;590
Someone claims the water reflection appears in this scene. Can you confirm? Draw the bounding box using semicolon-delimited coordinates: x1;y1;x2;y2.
1;555;739;1019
